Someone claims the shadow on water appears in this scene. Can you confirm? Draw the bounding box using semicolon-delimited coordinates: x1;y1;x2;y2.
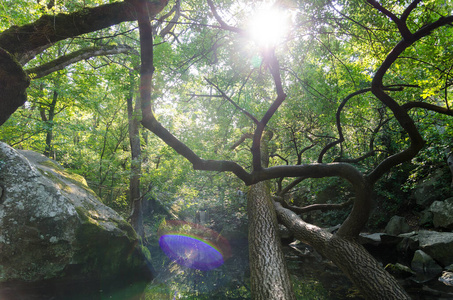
0;277;148;300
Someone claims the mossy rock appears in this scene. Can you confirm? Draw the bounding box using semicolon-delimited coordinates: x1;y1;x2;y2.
0;142;152;298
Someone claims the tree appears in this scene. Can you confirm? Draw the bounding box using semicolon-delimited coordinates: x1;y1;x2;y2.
1;0;453;299
133;0;452;298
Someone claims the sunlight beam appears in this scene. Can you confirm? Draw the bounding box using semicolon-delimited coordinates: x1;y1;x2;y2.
248;5;290;48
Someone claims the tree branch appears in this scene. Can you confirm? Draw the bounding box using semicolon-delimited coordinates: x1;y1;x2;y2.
0;1;162;65
318;88;372;163
278;198;354;214
205;78;259;124
368;15;453;184
366;0;412;40
206;0;242;34
251;52;287;171
402;101;453;116
159;0;181;38
26;44;136;79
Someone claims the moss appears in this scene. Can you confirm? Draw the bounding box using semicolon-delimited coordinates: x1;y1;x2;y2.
36;159;102;200
36;168;71;193
140;244;152;261
111;218;137;241
39;159;64;171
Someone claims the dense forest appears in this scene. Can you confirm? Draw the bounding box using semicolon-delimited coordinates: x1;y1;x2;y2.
1;0;453;299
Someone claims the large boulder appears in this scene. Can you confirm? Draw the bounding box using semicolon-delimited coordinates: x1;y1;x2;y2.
385;215;411;236
0;143;152;298
418;230;453;267
413;168;447;207
429;197;453;229
411;250;443;278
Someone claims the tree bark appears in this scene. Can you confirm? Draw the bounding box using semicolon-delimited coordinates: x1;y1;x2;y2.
248;182;296;300
0;49;30;126
43;90;58;158
248;133;296;300
275;202;411;300
127;92;144;239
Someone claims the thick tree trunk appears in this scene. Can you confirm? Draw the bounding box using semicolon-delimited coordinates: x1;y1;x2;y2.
275;202;411;300
248;132;295;300
248;181;296;300
0;49;30;126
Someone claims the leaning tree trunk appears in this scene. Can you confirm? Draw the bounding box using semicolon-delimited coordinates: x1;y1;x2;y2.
248;181;296;300
248;132;296;300
274;202;411;300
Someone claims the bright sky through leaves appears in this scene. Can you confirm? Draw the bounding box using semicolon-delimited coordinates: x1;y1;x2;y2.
248;5;290;48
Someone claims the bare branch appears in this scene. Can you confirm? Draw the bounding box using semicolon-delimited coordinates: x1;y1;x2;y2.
251;52;287;171
318;88;372;163
0;1;165;65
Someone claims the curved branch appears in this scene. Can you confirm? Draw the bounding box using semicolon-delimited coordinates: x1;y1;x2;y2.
206;0;242;34
230;133;253;150
0;1;167;65
251;52;287;171
318;88;372;163
26;45;136;79
159;0;181;38
366;0;412;39
318;86;402;164
368;15;453;184
279;198;353;214
402;101;453;116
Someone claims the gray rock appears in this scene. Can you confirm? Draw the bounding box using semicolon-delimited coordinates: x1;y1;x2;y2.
429;197;453;229
384;263;415;278
413;169;446;206
385;215;411;236
418;230;453;267
418;210;433;227
0;143;150;293
396;232;419;259
411;250;443;276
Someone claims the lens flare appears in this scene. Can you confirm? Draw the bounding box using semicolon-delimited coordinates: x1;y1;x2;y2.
158;220;231;271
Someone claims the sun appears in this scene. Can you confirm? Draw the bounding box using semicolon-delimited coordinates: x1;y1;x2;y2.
248;5;290;48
